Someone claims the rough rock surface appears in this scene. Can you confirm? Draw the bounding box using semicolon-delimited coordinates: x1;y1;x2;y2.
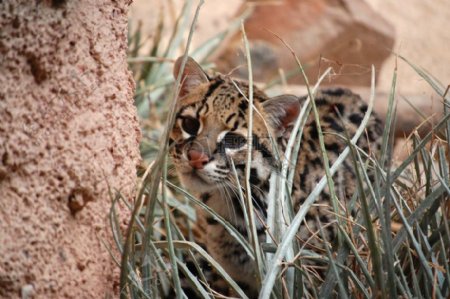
0;1;140;298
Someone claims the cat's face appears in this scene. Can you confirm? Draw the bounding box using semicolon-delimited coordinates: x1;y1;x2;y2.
169;57;300;194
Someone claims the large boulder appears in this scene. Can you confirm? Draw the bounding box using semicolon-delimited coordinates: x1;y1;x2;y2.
215;0;395;86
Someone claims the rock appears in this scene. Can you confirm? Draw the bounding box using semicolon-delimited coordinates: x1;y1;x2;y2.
214;0;395;86
0;0;140;297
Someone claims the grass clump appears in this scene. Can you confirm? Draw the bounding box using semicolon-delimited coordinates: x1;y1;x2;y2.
111;2;450;298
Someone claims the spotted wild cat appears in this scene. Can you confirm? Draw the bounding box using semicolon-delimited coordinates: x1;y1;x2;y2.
169;56;383;298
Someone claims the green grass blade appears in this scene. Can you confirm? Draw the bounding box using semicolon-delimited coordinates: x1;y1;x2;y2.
344;268;370;299
346;120;386;298
338;224;375;287
101;238;121;267
161;155;183;298
317;217;349;299
175;257;212;298
391;191;444;298
380;64;399;297
438;235;450;297
392;184;446;250
395;264;414;299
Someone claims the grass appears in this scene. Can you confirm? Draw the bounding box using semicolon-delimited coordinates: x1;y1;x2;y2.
111;2;450;298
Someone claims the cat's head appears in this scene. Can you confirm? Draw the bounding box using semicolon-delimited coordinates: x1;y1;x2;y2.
169;56;300;194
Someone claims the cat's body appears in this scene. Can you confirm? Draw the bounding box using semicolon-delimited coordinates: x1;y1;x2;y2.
169;57;383;298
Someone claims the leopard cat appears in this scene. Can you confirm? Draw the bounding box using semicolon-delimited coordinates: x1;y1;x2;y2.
168;56;383;298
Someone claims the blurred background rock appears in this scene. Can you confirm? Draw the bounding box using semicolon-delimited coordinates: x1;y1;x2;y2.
129;0;450;159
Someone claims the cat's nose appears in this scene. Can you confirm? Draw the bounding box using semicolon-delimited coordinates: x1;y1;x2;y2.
187;150;209;170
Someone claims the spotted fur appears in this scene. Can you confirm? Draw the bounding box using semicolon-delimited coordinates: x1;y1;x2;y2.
169;57;383;298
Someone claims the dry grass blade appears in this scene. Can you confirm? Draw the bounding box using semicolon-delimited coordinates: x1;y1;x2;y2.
241;22;266;284
259;59;378;298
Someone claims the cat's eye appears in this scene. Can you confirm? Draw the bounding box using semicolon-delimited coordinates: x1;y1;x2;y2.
181;117;200;135
223;132;247;149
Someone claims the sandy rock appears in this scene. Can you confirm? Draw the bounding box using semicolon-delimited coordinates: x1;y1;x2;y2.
0;0;140;297
214;0;395;86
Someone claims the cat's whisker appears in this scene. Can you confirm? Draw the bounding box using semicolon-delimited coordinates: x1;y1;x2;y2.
216;181;239;225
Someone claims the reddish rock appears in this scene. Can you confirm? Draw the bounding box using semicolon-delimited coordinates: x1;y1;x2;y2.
215;0;395;86
0;0;140;297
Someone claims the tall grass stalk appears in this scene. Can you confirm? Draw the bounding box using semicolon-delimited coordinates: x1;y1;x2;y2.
242;22;266;283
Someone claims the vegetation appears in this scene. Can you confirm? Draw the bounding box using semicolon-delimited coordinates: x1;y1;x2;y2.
111;2;450;298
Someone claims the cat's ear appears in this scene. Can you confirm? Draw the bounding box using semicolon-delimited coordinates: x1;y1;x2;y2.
262;95;300;131
173;56;209;98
